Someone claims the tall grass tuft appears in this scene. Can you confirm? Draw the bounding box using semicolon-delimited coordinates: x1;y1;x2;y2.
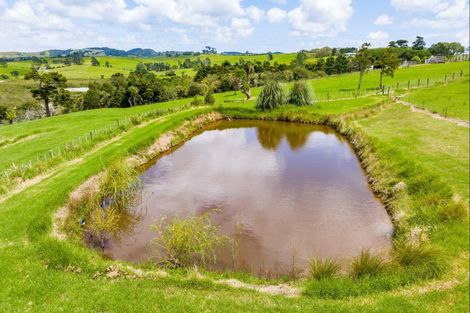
392;226;446;278
288;80;314;106
350;250;386;278
152;213;227;268
308;258;341;280
256;80;285;110
99;158;141;211
440;199;468;222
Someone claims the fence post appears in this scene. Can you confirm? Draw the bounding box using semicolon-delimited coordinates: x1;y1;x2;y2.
460;70;463;77
49;150;54;158
90;131;93;140
427;78;429;86
387;86;390;95
445;75;447;84
452;73;455;80
43;152;47;161
417;79;420;87
407;81;410;90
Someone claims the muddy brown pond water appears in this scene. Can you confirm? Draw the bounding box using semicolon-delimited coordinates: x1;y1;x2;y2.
106;120;393;277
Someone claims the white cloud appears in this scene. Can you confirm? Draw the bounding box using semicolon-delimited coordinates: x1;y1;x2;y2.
287;0;353;36
390;0;449;12
231;18;254;37
266;7;287;23
270;0;287;4
374;14;393;25
366;31;390;47
367;31;390;40
245;6;264;23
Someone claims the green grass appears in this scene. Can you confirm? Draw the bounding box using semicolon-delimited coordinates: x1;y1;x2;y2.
0;62;468;312
357;105;469;199
407;77;469;120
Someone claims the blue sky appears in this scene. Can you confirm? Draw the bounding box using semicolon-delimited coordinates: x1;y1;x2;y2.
0;0;468;52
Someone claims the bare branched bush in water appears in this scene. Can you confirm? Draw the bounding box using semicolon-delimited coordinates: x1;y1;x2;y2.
152;214;227;268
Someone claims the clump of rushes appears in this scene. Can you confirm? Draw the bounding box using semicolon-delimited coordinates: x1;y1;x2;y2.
99;158;141;211
288;80;314;106
152;213;227;268
308;258;341;280
256;80;285;110
392;226;445;278
350;250;387;279
440;198;468;222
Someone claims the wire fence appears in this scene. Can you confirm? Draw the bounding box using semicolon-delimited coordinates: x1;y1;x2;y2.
314;69;466;102
0;103;192;195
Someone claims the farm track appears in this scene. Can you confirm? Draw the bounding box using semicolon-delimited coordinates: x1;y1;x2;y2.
393;95;469;127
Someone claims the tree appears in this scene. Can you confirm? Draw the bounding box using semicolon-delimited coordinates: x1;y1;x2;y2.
71;52;83;65
412;36;425;50
267;52;273;61
429;42;464;56
91;57;100;66
353;43;373;90
135;62;148;75
324;56;336;75
288;81;313;106
10;70;19;77
105;60;111;68
5;107;17;124
0;105;7;121
256;80;284;110
293;51;307;67
396;39;408;48
127;86;140;107
334;54;350;74
377;48;400;90
447;42;465;55
388;41;397;48
24;71;67;116
201;74;220;105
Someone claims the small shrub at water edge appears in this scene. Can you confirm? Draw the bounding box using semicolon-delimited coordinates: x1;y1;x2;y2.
308;258;341;280
350;250;387;279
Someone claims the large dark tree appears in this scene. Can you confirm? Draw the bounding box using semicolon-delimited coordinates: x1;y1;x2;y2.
412;36;426;50
24;71;67;116
396;39;408;48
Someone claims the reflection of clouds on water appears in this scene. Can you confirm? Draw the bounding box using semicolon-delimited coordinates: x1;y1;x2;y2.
109;122;393;275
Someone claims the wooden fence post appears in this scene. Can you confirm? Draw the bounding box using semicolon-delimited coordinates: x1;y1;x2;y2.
407;81;410;89
387;86;390;95
49;150;54;158
445;75;447;84
460;70;463;77
417;79;420;87
427;78;429;86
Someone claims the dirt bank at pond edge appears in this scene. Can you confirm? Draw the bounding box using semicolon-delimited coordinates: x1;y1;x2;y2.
52;112;223;241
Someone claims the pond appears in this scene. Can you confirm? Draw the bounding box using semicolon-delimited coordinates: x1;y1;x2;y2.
107;120;393;276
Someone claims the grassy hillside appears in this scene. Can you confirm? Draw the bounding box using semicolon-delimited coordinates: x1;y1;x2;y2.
0;92;468;311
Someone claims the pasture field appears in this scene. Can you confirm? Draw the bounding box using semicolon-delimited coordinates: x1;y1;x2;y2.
0;61;468;312
407;77;469;120
0;60;466;109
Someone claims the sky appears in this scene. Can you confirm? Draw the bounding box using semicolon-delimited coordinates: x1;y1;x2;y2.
0;0;468;53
